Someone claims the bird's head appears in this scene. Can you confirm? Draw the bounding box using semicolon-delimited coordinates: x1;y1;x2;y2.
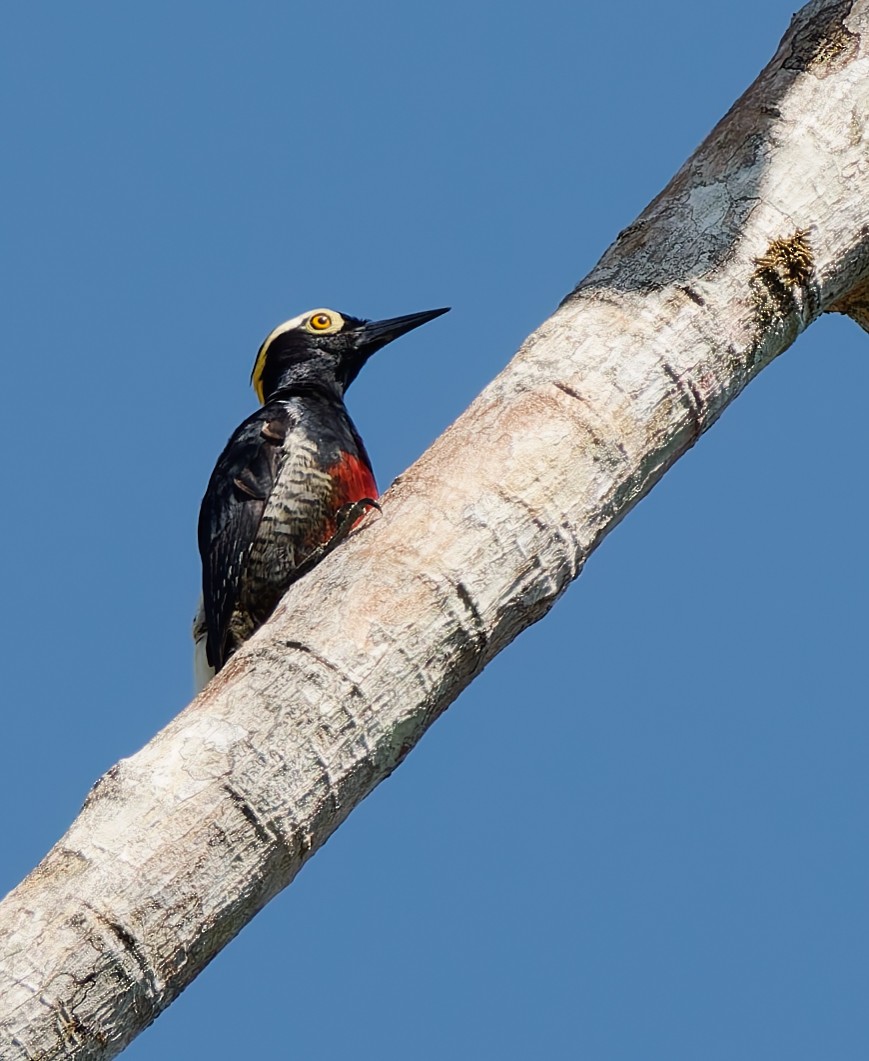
250;306;450;403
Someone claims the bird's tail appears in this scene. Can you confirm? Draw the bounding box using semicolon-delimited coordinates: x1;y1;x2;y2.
192;595;215;692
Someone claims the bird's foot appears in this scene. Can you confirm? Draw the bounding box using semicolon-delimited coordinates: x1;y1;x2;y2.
295;498;381;579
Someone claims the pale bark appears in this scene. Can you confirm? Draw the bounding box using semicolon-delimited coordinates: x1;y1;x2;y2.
2;1;868;1056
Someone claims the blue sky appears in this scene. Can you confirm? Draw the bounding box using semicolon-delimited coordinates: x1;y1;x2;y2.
2;2;867;1058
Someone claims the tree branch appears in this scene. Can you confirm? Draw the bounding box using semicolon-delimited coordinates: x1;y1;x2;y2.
2;0;868;1056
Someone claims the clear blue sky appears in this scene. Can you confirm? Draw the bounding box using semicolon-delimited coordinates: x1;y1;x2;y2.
2;2;867;1058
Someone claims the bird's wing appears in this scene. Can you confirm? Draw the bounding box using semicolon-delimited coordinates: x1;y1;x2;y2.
197;405;292;671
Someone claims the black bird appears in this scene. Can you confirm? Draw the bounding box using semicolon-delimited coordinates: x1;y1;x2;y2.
194;305;449;689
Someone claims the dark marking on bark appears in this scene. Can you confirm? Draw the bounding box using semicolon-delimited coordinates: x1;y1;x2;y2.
222;782;290;858
307;750;343;819
552;381;629;463
494;484;548;535
56;999;88;1051
454;580;489;658
103;920;149;976
82;762;123;810
677;284;706;307
80;901;161;1011
282;640;368;703
207;822;229;848
783;1;857;76
615;218;650;250
661;362;704;442
724;343;745;382
553;380;585;403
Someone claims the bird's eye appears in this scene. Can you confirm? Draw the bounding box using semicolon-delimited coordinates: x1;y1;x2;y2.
309;313;332;331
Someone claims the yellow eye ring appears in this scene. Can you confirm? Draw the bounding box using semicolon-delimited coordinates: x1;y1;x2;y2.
309;313;332;331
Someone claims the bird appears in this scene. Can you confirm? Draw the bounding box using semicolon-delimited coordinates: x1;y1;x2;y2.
194;304;449;689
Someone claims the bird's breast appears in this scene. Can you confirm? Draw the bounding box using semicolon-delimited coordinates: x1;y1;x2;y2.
235;419;375;630
249;432;335;578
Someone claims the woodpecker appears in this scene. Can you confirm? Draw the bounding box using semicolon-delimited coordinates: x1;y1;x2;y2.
194;305;449;688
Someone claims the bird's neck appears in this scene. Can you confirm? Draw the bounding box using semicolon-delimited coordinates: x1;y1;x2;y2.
263;368;344;405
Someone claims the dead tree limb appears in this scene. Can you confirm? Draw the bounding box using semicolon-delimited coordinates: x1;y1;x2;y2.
1;1;867;1056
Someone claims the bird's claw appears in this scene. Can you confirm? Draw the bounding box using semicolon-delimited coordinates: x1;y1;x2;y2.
295;498;380;578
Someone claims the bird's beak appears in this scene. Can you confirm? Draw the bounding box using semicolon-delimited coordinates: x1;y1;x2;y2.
354;307;450;352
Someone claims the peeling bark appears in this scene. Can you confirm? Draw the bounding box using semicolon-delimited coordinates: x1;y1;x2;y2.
2;1;868;1056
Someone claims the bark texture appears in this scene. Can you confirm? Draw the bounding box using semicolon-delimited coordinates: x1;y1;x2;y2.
2;1;868;1056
